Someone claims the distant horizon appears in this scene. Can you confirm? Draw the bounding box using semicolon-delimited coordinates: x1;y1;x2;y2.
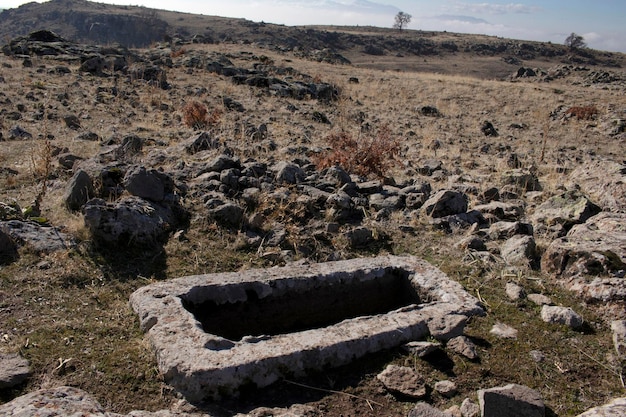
1;0;625;53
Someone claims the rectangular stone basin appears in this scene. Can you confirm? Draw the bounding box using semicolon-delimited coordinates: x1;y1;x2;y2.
130;255;483;401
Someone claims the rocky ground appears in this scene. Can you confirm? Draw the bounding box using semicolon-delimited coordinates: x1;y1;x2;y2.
0;29;625;417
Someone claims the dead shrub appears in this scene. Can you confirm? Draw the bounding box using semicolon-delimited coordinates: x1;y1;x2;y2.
565;105;599;120
182;101;222;130
315;125;399;178
170;48;186;58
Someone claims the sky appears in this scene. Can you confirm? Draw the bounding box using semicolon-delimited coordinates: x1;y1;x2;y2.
1;0;625;53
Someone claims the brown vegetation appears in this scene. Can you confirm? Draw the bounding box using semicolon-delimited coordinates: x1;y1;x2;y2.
315;125;399;178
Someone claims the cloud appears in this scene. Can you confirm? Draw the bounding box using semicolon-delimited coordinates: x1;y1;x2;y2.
433;15;490;25
448;2;542;15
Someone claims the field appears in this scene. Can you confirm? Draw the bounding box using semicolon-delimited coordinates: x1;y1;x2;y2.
0;26;625;416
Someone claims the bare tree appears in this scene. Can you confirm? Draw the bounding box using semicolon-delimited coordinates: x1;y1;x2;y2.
393;12;412;31
565;32;587;49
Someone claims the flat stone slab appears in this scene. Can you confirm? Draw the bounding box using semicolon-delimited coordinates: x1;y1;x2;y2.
130;255;483;401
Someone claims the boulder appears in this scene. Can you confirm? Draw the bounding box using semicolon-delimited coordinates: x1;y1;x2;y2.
124;166;173;202
0;385;210;416
272;161;305;184
376;365;428;399
501;169;541;192
0;228;18;264
423;190;468;218
0;353;31;389
64;169;95;211
344;226;374;248
0;220;72;253
501;235;538;268
183;131;220;154
83;197;183;246
569;160;625;212
542;212;626;278
487;221;533;240
576;397;626;417
206;201;244;228
474;201;525;222
540;305;584;329
531;191;601;237
478;384;545;417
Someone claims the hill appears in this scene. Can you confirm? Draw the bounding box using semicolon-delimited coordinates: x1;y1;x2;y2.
0;0;624;79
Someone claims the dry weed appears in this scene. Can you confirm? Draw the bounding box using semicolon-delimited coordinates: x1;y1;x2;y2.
315;125;399;178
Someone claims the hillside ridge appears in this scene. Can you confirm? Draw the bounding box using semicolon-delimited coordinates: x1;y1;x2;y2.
0;0;624;79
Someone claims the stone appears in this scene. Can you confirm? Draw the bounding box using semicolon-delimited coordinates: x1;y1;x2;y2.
0;385;210;416
610;320;626;356
527;293;553;306
575;397;626;417
501;169;541;192
58;153;83;170
540;305;584;329
183;131;220;154
130;255;484;401
0;353;31;389
206;202;244;228
377;365;427;399
272;161;305;184
447;335;479;360
203;154;241;173
460;398;480;417
457;236;487;252
481;120;498;137
434;380;457;398
501;235;537;268
427;314;468;341
487;221;533;240
124;166;173;202
431;210;485;233
0;227;18;264
408;402;447;417
542;212;626;279
490;322;518;339
344;226;374;248
531;190;601;238
403;341;441;357
444;405;462;417
505;282;525;301
0;386;110;416
478;384;545;417
423;190;468;218
569;159;626;212
64;169;95;211
83;197;184;246
529;350;546;363
8;125;33;139
0;220;72;253
475;202;525;223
